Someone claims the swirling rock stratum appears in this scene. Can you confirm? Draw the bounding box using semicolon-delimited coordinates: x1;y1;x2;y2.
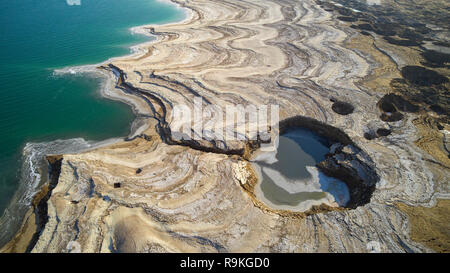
2;0;449;253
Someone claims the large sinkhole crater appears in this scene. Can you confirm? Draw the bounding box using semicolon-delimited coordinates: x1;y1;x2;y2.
250;116;379;213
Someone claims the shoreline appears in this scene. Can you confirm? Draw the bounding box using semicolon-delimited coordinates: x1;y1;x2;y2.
1;0;448;253
0;0;191;249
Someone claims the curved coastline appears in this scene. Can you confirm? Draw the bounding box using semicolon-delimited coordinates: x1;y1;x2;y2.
0;0;190;249
1;0;448;253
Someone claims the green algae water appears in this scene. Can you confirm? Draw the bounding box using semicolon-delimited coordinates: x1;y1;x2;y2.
0;0;185;241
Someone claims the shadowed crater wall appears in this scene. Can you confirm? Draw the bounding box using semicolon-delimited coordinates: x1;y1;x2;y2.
277;116;379;209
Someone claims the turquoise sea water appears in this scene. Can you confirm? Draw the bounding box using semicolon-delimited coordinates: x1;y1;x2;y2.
0;0;184;221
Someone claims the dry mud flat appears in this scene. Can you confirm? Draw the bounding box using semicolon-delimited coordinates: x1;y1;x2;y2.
2;0;449;252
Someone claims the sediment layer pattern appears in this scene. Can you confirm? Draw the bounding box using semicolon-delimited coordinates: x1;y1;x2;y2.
8;0;449;252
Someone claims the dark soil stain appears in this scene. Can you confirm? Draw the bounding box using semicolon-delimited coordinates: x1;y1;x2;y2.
401;66;448;87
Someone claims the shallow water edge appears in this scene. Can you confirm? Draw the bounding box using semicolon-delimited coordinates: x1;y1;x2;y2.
0;0;190;248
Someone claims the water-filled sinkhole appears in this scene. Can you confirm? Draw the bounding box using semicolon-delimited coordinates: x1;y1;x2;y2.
251;128;350;212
